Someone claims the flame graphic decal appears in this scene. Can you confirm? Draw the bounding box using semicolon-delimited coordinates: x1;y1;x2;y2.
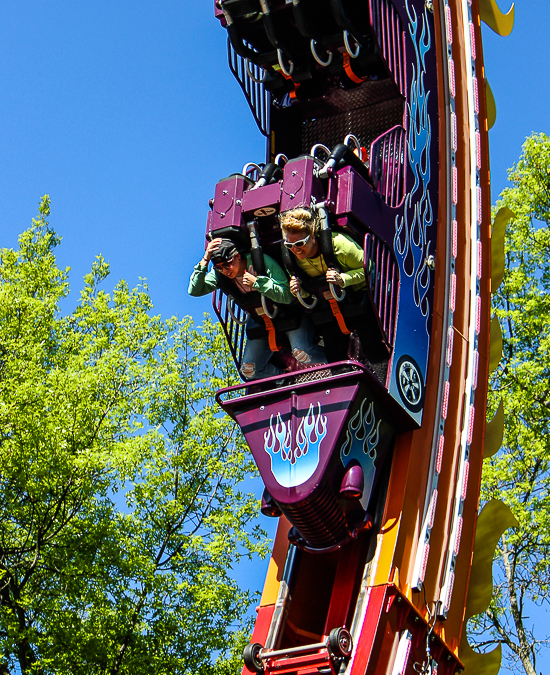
341;400;381;508
264;403;327;488
395;0;433;321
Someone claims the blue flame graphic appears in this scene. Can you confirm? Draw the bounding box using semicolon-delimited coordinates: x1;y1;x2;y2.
341;400;380;463
264;403;327;488
394;0;433;320
341;400;381;508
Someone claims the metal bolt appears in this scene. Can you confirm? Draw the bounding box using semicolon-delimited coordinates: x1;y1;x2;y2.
427;255;436;270
425;0;434;11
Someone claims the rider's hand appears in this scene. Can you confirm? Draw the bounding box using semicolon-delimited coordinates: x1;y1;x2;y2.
290;276;302;296
326;268;344;287
202;238;223;264
242;267;257;287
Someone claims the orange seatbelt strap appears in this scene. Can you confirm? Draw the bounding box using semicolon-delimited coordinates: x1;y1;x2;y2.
275;66;300;99
256;307;280;351
343;53;367;84
323;291;352;335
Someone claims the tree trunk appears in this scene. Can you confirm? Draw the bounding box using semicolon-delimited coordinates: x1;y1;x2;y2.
502;540;537;675
0;583;44;675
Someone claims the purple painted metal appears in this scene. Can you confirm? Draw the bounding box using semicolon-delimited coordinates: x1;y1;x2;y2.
369;0;407;96
369;126;406;207
219;374;360;504
242;181;282;215
261;490;282;517
213;0;224;21
210;174;250;233
334;167;397;247
340;463;365;499
280;157;325;213
217;361;400;549
364;233;399;349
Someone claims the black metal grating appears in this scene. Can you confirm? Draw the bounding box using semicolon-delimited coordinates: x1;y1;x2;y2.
279;483;349;549
212;289;247;371
227;39;270;137
301;95;404;156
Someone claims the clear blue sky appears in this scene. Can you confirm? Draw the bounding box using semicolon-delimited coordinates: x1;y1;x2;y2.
1;1;548;672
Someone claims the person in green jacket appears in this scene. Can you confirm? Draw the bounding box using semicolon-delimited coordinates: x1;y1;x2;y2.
189;238;326;379
280;207;369;362
279;207;366;295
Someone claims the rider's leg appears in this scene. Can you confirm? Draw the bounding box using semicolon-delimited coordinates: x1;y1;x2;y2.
286;314;327;366
241;336;281;380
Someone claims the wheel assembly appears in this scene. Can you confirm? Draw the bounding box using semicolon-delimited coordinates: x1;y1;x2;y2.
243;642;264;673
328;627;353;658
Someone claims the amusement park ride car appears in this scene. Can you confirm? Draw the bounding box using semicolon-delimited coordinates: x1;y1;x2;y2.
204;0;516;673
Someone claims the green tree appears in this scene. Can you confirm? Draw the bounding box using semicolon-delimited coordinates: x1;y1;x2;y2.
0;196;266;674
468;134;550;674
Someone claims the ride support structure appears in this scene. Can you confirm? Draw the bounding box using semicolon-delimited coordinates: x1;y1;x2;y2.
203;0;515;673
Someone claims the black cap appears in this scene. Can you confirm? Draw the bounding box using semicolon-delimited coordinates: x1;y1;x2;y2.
210;239;239;265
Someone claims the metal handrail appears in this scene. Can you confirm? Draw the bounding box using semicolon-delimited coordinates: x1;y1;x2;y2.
227;296;250;326
343;30;360;58
277;48;294;76
295;286;318;309
246;58;268;83
260;294;278;319
310;39;333;66
329;282;346;302
242;162;263;181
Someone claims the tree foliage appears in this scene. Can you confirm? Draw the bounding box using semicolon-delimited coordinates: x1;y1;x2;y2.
0;196;266;674
469;133;550;674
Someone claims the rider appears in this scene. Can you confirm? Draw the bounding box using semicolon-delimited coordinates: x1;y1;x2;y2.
279;207;367;360
189;237;326;379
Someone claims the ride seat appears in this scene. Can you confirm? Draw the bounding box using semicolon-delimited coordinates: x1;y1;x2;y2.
280;227;392;364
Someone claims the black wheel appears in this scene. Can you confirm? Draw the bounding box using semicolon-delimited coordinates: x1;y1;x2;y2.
395;355;425;413
328;627;353;658
243;642;264;673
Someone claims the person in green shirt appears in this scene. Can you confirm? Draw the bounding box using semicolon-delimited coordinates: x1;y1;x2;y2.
189;237;326;379
280;207;369;362
279;207;366;295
